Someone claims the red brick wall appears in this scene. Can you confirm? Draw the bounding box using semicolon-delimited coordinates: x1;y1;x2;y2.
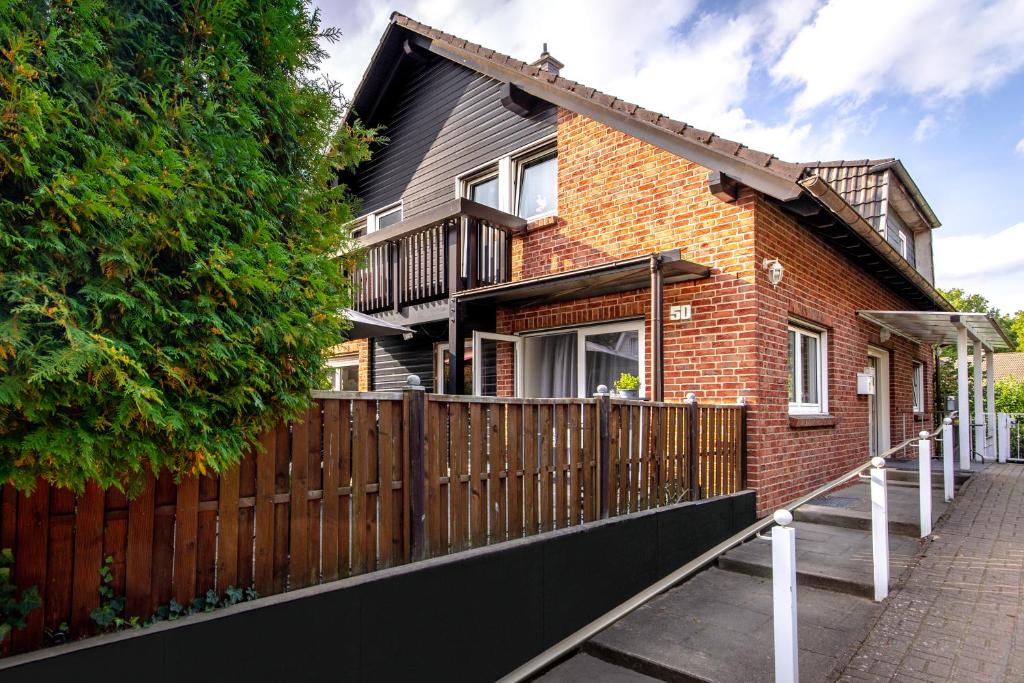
500;110;759;404
496;108;934;514
749;199;934;512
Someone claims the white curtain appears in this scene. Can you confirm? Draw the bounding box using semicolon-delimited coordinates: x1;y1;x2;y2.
538;333;576;398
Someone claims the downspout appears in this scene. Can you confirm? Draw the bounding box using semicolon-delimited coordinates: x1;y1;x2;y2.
650;254;664;402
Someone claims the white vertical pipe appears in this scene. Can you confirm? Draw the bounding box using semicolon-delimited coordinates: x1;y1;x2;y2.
919;431;932;538
998;413;1009;464
942;417;954;501
986;347;996;460
870;457;889;602
772;509;798;683
973;342;985;462
956;328;970;470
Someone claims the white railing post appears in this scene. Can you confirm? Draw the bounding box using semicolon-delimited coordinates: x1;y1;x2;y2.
918;431;932;538
998;413;1009;464
772;509;798;683
942;418;954;502
869;457;889;602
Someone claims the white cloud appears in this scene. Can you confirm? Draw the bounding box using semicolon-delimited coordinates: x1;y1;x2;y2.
773;0;1024;113
935;222;1024;311
913;115;938;142
1016;137;1024;157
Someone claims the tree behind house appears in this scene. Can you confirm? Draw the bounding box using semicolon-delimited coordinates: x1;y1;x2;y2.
0;1;372;491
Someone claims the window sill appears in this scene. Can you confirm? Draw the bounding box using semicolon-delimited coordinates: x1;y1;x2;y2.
525;215;559;232
789;414;838;429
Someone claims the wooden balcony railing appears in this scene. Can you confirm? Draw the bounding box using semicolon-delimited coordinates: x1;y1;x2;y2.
351;198;527;314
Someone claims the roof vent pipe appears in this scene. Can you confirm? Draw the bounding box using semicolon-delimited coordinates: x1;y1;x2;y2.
531;43;564;75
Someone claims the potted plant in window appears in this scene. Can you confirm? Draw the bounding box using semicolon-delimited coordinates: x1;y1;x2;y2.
614;372;641;399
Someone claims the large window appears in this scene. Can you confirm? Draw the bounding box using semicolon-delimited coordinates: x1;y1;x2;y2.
788;322;827;414
912;361;924;413
523;321;643;398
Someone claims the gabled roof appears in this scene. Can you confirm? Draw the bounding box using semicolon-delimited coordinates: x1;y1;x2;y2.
348;12;952;312
801;159;941;230
350;13;807;202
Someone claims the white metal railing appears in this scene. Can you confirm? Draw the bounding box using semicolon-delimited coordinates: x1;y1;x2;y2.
498;420;950;683
999;413;1024;463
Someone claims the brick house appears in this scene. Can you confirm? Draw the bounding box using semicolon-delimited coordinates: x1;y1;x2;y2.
334;13;1005;513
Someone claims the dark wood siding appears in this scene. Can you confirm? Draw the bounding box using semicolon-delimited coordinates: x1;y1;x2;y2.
372;330;438;391
353;57;556;220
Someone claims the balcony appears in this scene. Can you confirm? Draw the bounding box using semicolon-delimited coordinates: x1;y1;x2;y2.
352;198;527;316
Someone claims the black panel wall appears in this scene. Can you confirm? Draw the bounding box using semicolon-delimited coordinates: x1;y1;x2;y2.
0;493;756;683
372;322;444;390
353;57;556;221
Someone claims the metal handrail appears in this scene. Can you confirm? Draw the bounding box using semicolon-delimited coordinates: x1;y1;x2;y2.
498;422;945;682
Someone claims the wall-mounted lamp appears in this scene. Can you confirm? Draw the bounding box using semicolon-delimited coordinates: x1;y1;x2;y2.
762;258;784;288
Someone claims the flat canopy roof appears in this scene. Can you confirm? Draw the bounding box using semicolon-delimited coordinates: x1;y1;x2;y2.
452;250;710;307
858;310;1011;350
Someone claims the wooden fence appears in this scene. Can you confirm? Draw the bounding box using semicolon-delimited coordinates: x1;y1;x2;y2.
0;388;745;656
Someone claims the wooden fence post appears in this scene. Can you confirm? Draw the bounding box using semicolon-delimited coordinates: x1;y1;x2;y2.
685;392;700;500
404;375;428;561
595;386;611;519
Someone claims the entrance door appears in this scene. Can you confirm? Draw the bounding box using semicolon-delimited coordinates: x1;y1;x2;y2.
867;348;890;456
472;331;524;397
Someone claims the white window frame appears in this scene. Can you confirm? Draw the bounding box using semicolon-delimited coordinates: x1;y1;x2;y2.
788;321;828;415
521;319;645;398
455;136;556;219
912;361;924;413
512;146;558;221
365;201;403;234
897;228;909;260
325;354;359;391
471;331;525;397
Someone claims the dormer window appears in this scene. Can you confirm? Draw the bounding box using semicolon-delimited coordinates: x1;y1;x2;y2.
897;229;909;259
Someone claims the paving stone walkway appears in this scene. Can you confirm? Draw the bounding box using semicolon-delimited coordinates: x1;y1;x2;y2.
838;464;1024;682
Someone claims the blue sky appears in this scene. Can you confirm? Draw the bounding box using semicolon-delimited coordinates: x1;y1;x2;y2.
314;0;1024;312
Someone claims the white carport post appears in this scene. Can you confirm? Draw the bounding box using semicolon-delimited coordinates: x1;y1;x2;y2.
973;338;985;463
986;347;997;460
956;326;971;470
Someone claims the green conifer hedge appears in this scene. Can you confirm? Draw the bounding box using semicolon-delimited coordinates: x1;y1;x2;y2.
0;0;371;491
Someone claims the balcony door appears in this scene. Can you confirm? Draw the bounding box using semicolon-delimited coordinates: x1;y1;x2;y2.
472;331;524;397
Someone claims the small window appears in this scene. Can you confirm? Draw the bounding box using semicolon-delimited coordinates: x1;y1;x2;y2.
897;229;909;259
367;203;402;233
515;151;557;219
468;173;500;209
788;322;827;415
912;362;924;413
325;355;359;391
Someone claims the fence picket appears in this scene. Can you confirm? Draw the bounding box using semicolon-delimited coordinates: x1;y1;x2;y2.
523;405;538;536
321;400;340;581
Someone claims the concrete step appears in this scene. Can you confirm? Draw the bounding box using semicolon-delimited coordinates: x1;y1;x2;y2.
717;521;921;598
537;653;663;682
792;480;948;538
886;466;969;487
583;567;879;683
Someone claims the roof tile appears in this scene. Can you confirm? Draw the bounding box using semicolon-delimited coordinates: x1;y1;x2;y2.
387;12;816;185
